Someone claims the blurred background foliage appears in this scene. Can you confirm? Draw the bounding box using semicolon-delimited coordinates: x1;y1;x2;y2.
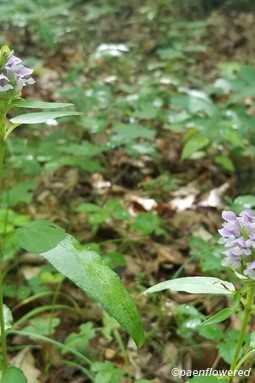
1;1;255;382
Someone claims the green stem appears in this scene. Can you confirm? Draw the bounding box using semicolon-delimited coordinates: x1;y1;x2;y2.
0;278;7;372
0;118;7;372
235;349;255;370
229;286;254;380
8;330;93;367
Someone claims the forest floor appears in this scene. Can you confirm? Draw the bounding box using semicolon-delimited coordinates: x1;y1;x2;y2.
3;2;255;383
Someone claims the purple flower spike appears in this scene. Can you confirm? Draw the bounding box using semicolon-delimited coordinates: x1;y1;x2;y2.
219;209;255;279
0;46;35;95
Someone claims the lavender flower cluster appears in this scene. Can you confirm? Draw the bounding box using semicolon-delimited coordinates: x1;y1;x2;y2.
219;210;255;279
0;46;34;95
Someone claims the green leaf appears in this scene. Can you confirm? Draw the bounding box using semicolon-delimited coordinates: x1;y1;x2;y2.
234;195;255;211
218;329;249;365
110;123;154;146
144;277;235;295
1;367;27;383
0;304;13;334
218;333;237;364
198;324;224;340
15;100;74;109
39;21;55;49
22;317;60;336
16;220;67;253
221;128;243;148
76;203;102;213
135;380;154;383
92;361;124;383
215;155;234;173
181;134;210;160
189;236;223;273
103;252;126;269
201;292;239;326
10;111;80;124
16;222;144;347
201;308;234;326
2;181;36;206
64;322;95;353
41;236;144;347
187;377;226;383
250;331;255;348
186;89;215;116
131;212;163;235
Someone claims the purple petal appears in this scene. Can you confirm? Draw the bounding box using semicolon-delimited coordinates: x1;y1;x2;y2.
5;54;21;67
218;228;235;237
240;209;255;220
222;210;237;222
245;260;255;270
233;236;246;247
19;66;33;76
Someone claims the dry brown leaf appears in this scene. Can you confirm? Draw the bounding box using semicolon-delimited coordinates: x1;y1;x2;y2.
11;347;41;383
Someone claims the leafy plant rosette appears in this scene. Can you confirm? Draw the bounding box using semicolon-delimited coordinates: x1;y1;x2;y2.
145;209;255;383
0;46;144;382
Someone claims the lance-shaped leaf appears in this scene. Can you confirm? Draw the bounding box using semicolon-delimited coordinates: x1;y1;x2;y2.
16;221;144;347
10;111;80;124
144;276;235;295
15;100;74;109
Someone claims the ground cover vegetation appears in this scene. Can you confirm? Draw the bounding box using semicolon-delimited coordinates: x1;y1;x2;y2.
1;0;255;382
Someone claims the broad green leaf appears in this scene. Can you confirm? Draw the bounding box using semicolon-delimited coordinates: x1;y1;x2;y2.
16;220;67;253
218;335;237;365
198;324;224;340
1;367;27;383
234;195;255;210
186;89;215;116
10;111;80;124
15;100;74;109
218;329;247;365
64;322;95;353
144;277;235;295
16;221;144;347
22;317;60;336
215;155;234;173
221;128;243;148
131;212;163;235
104;252;126;269
2;181;36;206
110;123;154;146
181;134;210;160
40;236;144;347
76;203;102;213
92;361;124;383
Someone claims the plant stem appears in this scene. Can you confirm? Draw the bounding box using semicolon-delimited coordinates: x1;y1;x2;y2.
235;349;255;370
0;118;7;372
229;286;254;380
